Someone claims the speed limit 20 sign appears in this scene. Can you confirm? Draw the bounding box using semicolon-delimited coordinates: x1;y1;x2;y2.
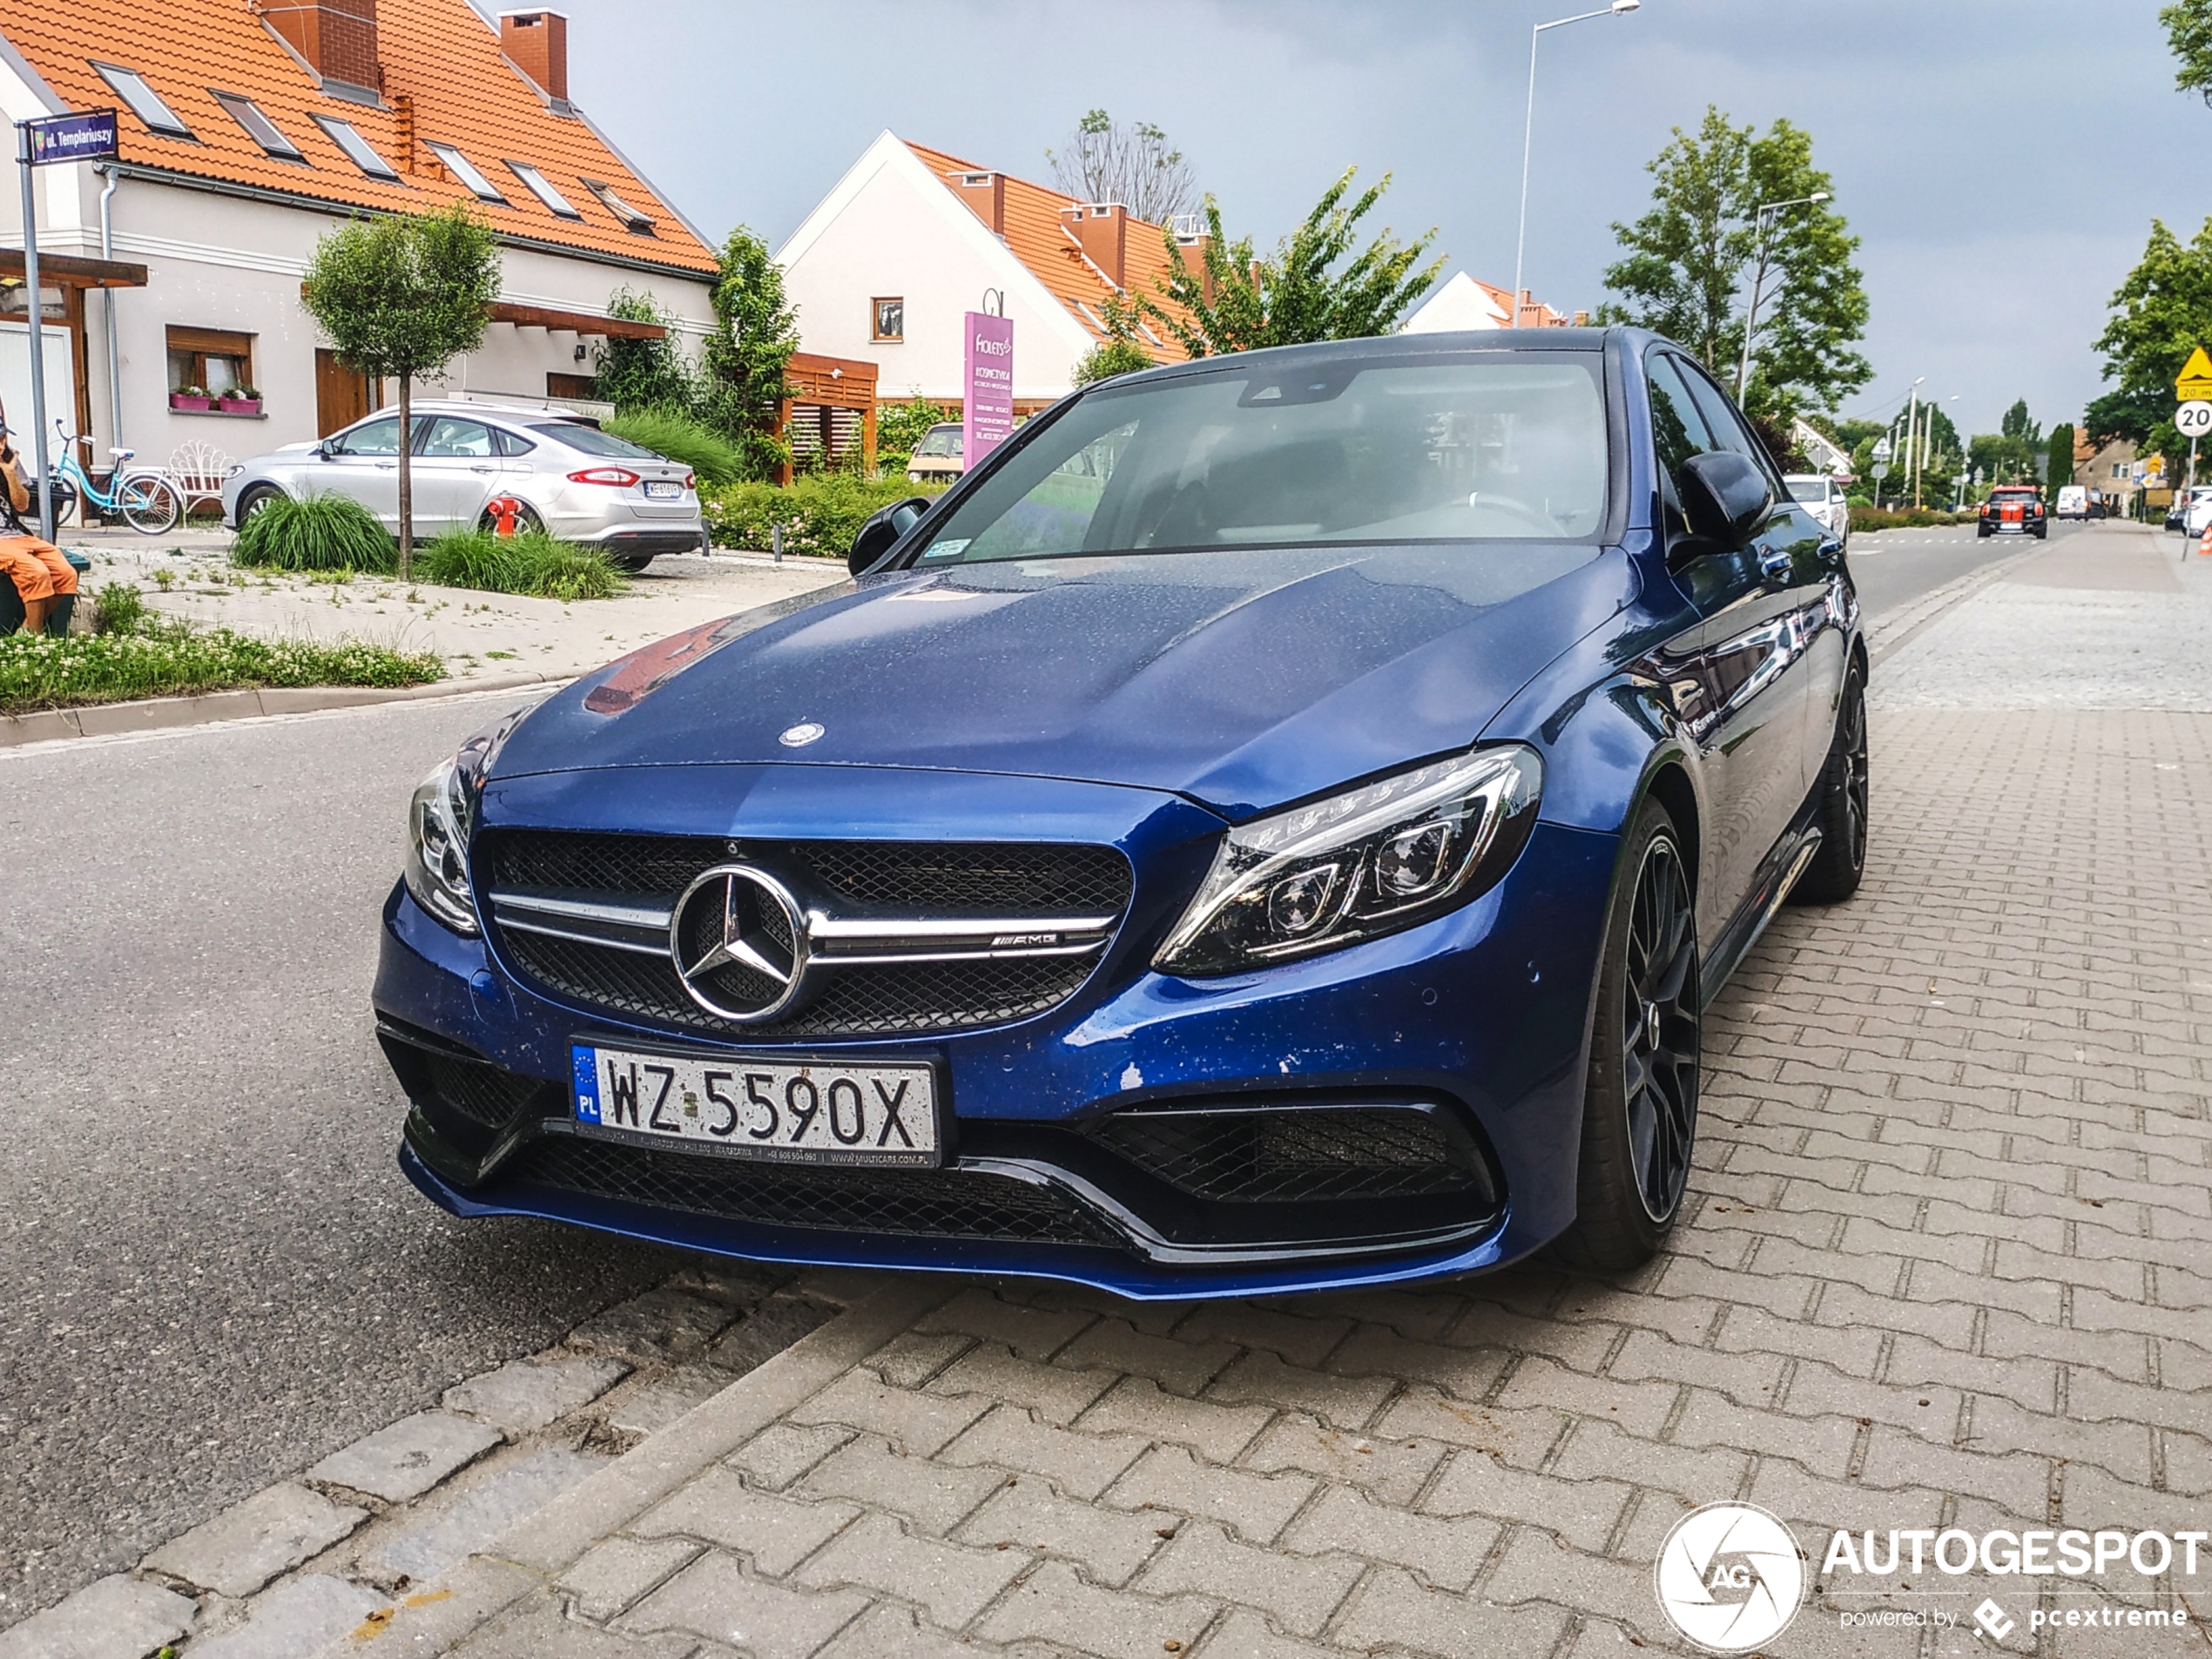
2178;401;2212;438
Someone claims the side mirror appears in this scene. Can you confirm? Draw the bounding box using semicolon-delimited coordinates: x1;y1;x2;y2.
1677;451;1774;550
848;496;932;577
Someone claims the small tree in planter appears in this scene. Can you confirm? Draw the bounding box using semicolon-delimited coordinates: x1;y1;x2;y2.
301;203;500;577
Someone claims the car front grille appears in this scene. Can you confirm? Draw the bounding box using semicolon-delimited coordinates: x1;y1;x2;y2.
477;831;1135;1042
419;1050;546;1133
500;1136;1129;1250
1087;1105;1493;1205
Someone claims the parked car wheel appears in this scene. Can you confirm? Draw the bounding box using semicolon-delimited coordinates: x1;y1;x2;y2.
234;484;286;527
611;552;655;573
1554;798;1702;1272
1790;659;1868;906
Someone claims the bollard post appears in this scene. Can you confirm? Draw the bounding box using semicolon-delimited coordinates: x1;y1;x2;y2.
772;522;783;563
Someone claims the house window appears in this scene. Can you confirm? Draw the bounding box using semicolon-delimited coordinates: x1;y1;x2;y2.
506;160;581;219
93;62;193;139
546;372;598;399
211;91;302;160
582;178;654;233
425;141;506;202
314;115;398;181
167;326;253;396
2114;462;2129;479
872;298;904;342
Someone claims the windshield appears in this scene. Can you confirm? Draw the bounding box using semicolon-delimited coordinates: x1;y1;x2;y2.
536;422;659;459
914;353;1608;565
914;427;963;457
1787;480;1830;503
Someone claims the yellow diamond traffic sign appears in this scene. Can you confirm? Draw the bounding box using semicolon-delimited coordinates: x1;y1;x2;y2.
2177;346;2212;401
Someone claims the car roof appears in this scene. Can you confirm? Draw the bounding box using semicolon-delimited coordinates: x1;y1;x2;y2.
1090;325;1620;394
365;399;599;428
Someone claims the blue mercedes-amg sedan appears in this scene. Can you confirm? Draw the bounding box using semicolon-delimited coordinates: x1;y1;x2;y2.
375;328;1865;1298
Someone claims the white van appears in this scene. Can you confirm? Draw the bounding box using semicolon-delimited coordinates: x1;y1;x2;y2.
2054;485;2088;519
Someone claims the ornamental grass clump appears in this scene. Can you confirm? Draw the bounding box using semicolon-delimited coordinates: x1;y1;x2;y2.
232;492;396;575
419;528;626;601
603;408;739;487
702;475;946;558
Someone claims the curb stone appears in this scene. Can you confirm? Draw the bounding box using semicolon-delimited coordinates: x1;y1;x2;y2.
0;671;563;751
300;1278;952;1657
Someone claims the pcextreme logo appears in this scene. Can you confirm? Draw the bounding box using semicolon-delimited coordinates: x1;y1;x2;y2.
1654;1502;1806;1653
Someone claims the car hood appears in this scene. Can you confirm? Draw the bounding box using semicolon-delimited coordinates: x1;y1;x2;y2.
492;543;1635;819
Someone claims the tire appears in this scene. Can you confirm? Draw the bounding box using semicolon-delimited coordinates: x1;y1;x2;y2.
475;501;544;536
233;484;285;529
1553;798;1702;1273
39;477;78;529
1977;525;1991;538
119;474;182;535
612;552;654;573
1790;658;1869;905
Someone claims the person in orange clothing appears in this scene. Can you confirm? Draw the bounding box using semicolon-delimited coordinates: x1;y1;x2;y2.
0;428;75;634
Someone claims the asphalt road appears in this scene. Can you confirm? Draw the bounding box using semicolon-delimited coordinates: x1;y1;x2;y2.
0;691;685;1629
0;519;2090;1629
1846;514;2089;620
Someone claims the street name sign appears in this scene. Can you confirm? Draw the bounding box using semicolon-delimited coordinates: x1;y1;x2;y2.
24;108;117;166
2177;347;2212;402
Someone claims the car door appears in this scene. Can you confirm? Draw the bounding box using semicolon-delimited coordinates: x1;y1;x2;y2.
409;415;504;534
312;414;405;528
1642;349;1824;947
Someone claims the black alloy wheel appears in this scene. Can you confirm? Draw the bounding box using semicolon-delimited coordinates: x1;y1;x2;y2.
1554;798;1703;1271
236;484;284;525
1791;658;1869;905
476;500;544;536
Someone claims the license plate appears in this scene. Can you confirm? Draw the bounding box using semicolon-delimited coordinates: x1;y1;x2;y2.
644;480;682;500
1998;523;2022;534
570;1042;939;1167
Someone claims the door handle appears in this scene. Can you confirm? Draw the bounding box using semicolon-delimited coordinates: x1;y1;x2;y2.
1817;537;1844;561
1758;547;1792;582
470;465;494;473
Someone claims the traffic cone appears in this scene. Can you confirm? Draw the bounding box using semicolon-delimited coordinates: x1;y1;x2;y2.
2199;523;2212;557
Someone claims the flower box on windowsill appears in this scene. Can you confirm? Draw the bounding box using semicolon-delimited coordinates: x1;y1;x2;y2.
170;393;212;412
218;397;261;415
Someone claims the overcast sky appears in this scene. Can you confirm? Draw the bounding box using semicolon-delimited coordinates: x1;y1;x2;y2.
524;0;2204;440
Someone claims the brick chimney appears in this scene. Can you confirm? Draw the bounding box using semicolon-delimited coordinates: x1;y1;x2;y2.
499;10;569;103
953;172;1005;236
268;0;381;93
1062;203;1130;292
1172;230;1213;302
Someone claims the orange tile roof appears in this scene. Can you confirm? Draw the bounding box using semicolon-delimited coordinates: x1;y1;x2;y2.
904;139;1195;362
0;0;718;277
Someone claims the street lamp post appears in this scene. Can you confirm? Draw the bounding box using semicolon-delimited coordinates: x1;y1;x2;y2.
1512;0;1639;327
1903;377;1924;510
1733;191;1831;401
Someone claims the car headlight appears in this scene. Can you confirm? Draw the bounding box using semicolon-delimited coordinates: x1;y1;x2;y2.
1155;745;1543;977
404;757;479;934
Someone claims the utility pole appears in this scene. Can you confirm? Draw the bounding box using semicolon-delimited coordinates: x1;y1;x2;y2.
1905;377;1925;511
1735;192;1831;401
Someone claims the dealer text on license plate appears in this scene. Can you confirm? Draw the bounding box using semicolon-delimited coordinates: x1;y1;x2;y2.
570;1043;938;1167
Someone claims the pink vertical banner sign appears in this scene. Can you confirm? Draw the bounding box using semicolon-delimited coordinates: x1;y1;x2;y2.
962;310;1015;468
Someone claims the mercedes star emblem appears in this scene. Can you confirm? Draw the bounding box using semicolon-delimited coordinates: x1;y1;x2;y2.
668;865;810;1022
779;721;826;747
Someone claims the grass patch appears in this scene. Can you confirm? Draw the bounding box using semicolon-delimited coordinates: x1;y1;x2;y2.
0;582;442;714
233;492;396;575
418;528;626;601
604;407;740;487
703;475;948;559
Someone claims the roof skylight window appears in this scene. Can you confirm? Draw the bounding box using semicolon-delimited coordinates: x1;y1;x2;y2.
425;141;507;202
93;63;192;139
504;160;581;219
211;91;303;160
314;115;399;181
583;178;654;233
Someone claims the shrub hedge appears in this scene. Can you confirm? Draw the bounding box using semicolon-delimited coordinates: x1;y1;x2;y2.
1848;506;1973;532
604;408;741;487
703;475;947;559
233;491;395;574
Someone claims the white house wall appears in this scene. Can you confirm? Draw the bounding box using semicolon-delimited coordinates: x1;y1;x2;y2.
779;137;1091;404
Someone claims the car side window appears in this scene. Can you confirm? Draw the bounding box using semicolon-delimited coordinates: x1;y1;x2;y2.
419;417;495;459
1645;352;1714;530
491;427;536;458
329;415;401;457
1676;363;1764;466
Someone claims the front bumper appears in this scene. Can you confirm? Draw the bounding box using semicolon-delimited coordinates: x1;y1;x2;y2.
373;785;1616;1299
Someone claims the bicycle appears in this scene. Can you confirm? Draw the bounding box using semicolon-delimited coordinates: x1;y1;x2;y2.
39;420;183;534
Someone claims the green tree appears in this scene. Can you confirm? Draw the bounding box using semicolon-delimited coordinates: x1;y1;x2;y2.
698;226;800;482
2161;0;2212;103
1143;168;1443;357
1046;110;1197;226
876;397;949;458
1598;108;1869;422
2000;398;2040;448
1074;292;1157;385
2046;423;2076;498
300;203;500;577
2093;217;2212;466
596;287;698;415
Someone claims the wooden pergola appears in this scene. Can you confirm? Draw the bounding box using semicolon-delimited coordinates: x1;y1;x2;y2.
775;351;878;483
0;248;149;443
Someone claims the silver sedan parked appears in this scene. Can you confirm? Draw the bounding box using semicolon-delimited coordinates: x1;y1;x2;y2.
221;400;705;571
